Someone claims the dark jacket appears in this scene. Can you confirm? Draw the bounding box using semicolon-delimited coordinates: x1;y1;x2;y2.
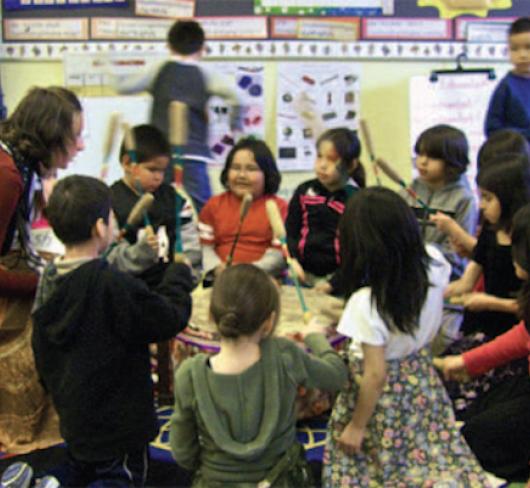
32;258;192;461
286;178;357;277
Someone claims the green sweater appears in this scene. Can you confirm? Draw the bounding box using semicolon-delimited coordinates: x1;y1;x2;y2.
169;333;347;486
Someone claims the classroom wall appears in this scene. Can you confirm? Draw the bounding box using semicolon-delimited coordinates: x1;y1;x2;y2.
1;56;510;194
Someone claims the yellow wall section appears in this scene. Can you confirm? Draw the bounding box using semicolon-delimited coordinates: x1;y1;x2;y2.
1;57;509;193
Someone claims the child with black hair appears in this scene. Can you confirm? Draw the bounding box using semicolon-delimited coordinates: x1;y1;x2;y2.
403;124;478;280
285;127;364;291
322;187;487;486
32;175;192;487
114;20;242;212
485;17;530;142
437;203;530;482
442;155;530;419
110;124;201;287
429;129;530;257
199;138;287;278
446;155;530;338
169;263;347;486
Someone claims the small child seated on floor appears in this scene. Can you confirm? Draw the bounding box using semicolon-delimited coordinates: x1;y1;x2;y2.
285;127;364;293
199;138;287;279
110;124;201;287
32;175;193;487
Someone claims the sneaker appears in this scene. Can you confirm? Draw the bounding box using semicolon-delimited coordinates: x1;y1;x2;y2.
37;476;60;488
0;462;33;488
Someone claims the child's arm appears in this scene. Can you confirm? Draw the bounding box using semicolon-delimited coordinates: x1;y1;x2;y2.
285;188;303;261
111;60;163;95
485;80;508;137
169;362;200;472
293;325;348;392
105;232;158;274
337;344;386;454
462;293;518;314
198;201;223;273
113;262;193;343
202;66;243;132
439;321;530;380
444;261;482;298
430;212;477;256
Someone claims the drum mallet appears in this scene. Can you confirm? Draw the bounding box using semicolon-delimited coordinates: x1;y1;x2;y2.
375;157;436;214
103;192;155;258
265;199;311;323
359;119;381;186
169;101;194;263
226;192;252;267
100;111;121;181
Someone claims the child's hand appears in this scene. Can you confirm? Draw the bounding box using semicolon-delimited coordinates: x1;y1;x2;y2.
444;280;466;299
302;316;329;337
146;230;159;254
314;281;332;294
430;212;457;235
289;258;306;284
462;292;491;312
337;421;365;455
433;355;469;382
449;236;472;258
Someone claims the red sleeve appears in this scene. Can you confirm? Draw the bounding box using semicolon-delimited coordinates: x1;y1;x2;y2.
463;321;530;376
0;152;39;297
198;197;216;246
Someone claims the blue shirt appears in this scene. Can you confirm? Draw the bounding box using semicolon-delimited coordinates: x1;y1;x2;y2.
485;72;530;141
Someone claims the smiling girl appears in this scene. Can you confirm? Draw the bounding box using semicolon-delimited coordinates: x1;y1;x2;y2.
198;138;287;277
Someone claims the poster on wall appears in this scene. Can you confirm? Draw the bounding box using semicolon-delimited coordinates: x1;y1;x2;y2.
409;72;503;186
3;0;127;9
207;63;266;166
276;62;361;171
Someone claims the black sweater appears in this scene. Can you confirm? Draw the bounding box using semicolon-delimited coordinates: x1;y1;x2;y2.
32;258;192;461
286;179;357;277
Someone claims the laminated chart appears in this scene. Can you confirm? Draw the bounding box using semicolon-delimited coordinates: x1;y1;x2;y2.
207;63;266;165
276;63;361;171
418;0;512;19
254;0;394;16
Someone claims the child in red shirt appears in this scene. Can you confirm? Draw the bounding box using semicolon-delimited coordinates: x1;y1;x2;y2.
438;202;530;482
199;138;287;278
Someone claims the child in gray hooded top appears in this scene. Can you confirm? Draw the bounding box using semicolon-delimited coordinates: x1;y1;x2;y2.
169;264;347;487
402;124;478;280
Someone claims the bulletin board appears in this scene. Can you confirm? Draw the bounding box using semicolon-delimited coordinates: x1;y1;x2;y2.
2;0;529;61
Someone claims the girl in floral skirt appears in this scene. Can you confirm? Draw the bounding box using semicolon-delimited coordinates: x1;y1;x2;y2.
322;187;488;487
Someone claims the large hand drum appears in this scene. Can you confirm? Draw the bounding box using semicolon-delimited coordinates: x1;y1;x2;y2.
171;285;347;418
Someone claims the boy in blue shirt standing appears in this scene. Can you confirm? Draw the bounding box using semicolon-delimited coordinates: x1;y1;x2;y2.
485;17;530;142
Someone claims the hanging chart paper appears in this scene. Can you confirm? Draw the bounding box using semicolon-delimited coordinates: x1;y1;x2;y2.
276;62;361;171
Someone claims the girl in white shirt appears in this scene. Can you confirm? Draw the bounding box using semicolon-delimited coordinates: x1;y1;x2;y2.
322;187;488;487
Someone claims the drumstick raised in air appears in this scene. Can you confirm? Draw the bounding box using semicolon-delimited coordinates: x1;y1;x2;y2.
359;119;381;186
226;193;252;267
102;193;155;258
100;111;121;181
265;199;311;323
375;158;435;214
122;122;153;230
169;101;191;263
